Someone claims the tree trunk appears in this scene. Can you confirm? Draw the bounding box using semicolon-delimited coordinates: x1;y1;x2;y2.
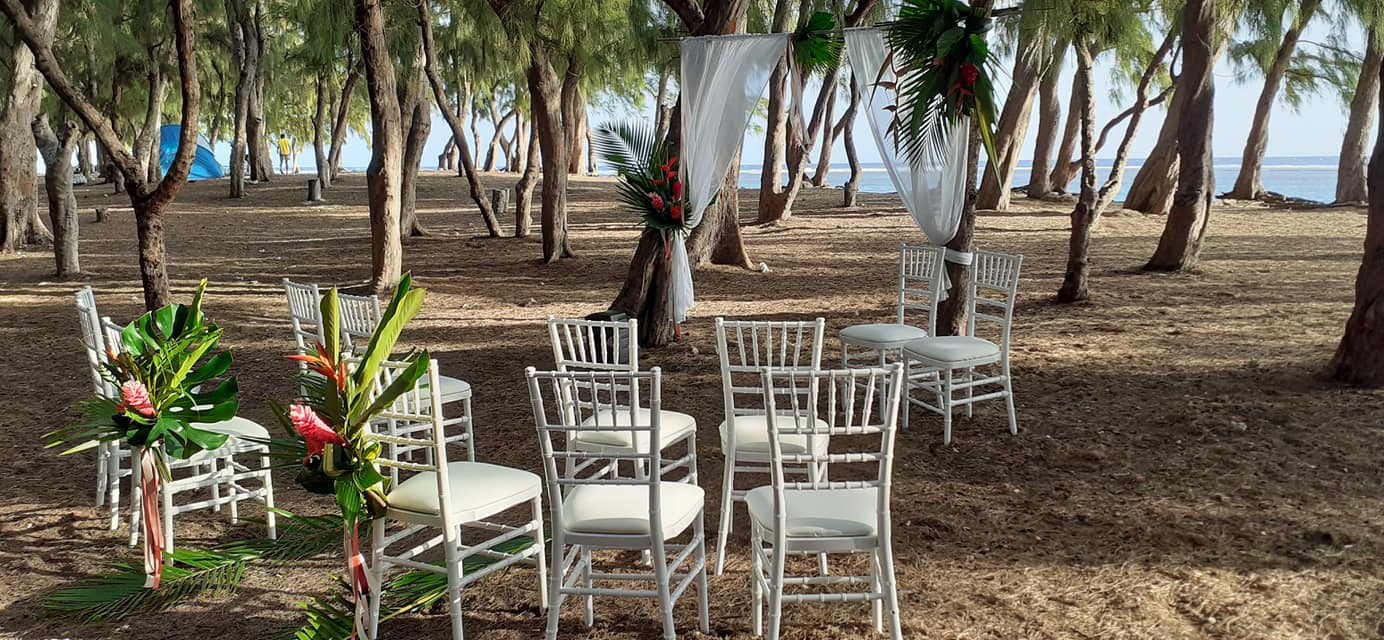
485;108;514;171
755;0;793;220
1058;42;1098;303
1122;89;1183;214
653;68;671;141
246;3;270;182
1048;73;1083;193
1226;0;1322;200
512;111;528;173
77;132;96;181
1146;0;1217;271
1329;57;1384;385
1027;43;1066;198
528;46;574;262
328;60;362;183
809;81;839;187
416;0;501;236
842;75;862;207
613;0;756;347
355;0;403;295
978;19;1046;210
1095;27;1178;216
312;74;331;189
226;0;251;197
33;114;79;276
1336;30;1381;204
937;123;983;336
688;151;752;268
2;0;201;309
470;99;484;169
400;62;431;238
564;79;587;174
514;118;538;238
0;0;57;254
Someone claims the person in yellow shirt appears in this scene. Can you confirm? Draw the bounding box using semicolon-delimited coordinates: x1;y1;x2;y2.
277;133;292;173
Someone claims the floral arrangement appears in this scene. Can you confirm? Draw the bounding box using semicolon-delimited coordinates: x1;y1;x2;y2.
50;279;240;588
270;273;429;635
884;0;1001;175
592;121;688;235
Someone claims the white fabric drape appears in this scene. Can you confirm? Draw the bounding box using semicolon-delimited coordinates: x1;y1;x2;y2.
673;34;786;324
843;28;970;296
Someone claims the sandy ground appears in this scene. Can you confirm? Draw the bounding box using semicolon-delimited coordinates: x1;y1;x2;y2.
0;171;1381;639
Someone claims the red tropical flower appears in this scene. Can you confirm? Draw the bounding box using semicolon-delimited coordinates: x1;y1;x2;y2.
671;180;683;201
118;380;156;418
959;62;979;87
289;404;346;462
670;204;683;222
286;342;346;392
648;192;665;211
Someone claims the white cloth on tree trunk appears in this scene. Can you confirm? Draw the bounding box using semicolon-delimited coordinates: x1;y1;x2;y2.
674;33;787;324
843;28;970;299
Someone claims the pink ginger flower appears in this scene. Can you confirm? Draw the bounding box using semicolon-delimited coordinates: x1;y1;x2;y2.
118;380;156;418
290;404;346;462
648;192;665;212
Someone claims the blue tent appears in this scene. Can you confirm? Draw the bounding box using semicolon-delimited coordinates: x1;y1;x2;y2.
159;124;224;180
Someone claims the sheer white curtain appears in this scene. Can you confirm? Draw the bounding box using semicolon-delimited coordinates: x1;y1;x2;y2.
843;28;971;296
673;33;786;324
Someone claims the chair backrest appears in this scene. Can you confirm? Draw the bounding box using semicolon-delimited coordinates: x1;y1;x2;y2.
965;250;1022;353
338;292;383;354
527;367;664;536
761;364;904;539
101;317;127;354
547;316;638;373
714;317;825;424
359;358;451;509
897;243;945;335
283;278;324;357
75;287;111;397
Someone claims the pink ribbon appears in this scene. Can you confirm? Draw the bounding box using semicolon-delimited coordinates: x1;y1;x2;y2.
139;447;163;589
346;521;373;638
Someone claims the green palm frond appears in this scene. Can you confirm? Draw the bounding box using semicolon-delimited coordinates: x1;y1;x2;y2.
41;510;343;624
884;0;1001;177
279;535;542;640
792;12;843;77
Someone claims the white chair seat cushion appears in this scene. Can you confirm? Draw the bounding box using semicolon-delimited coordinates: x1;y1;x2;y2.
572;408;696;452
840;323;928;349
387;461;541;521
561;482;704;540
745;486;879;538
719;414;828;455
902;336;1000;366
424;375;472;402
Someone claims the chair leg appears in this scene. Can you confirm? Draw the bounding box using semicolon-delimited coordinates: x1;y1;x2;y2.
545;533;565;640
581;548;594;628
531;497;548;611
128;460;141;547
766;538;786;640
463;397;476;462
442;522;466;640
108;448;122;532
942;368;954;446
95;443;109;506
368;519;386;640
161;478;175;561
901;358;912;432
261;451;277;539
715;451;736;576
652;544;676;640
880;545;903;640
871;550;883;634
751;526;763;637
1004;364;1018;436
694;515;710;635
225;456;239;525
965;367;974;418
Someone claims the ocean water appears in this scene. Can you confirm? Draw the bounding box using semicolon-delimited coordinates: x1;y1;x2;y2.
738;155;1343;204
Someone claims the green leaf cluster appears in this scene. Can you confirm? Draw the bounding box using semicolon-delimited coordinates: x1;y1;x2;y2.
47;280;237;465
